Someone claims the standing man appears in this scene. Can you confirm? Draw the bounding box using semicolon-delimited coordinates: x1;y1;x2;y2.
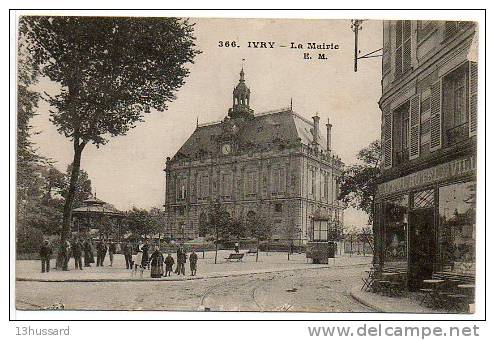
61;240;71;271
72;238;83;270
39;239;53;273
108;241;116;267
178;247;187;275
234;242;240;254
189;250;198;276
83;238;94;267
96;240;105;267
123;241;133;269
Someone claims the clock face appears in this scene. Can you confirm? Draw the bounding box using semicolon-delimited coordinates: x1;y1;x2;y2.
222;144;232;155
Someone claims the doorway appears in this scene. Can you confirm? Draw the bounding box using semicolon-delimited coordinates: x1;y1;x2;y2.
408;208;436;290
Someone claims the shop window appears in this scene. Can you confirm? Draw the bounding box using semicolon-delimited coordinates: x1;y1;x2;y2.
439;181;476;275
383;195;408;265
412;189;435;209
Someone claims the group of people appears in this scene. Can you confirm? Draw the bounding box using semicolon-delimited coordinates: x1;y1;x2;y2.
131;243;199;278
39;238;199;278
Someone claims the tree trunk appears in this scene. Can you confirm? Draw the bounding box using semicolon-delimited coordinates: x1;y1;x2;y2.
256;238;259;262
61;143;84;242
214;227;218;264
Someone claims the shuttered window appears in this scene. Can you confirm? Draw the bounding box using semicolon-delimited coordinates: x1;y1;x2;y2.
430;80;442;151
469;61;478;137
383;104;393;169
409;95;421;159
394;20;412;79
420;89;432;155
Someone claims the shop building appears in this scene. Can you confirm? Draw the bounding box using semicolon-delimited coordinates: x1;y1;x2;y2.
375;20;477;289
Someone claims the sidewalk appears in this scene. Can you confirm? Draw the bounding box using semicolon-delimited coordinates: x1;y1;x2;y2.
349;285;444;313
16;250;372;282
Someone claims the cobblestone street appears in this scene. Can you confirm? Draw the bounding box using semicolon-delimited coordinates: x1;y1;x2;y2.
16;252;373;312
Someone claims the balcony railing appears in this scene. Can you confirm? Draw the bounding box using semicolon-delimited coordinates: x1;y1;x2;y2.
445;122;469;147
393;148;409;166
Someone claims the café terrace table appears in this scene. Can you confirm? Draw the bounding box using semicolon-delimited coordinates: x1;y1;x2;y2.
420;279;445;307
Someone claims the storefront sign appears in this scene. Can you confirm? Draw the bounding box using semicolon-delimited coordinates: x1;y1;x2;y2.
377;156;476;197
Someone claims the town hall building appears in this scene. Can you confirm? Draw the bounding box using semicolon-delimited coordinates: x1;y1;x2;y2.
164;68;345;243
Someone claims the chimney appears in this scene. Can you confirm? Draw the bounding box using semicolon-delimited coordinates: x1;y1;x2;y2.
326;119;332;152
312;113;320;145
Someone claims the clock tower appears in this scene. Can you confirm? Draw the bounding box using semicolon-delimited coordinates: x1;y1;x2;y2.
228;67;254;119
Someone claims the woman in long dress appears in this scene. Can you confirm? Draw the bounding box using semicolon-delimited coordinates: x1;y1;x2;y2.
149;246;164;278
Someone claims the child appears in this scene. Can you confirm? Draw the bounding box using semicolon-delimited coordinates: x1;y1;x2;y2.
132;248;144;278
164;253;175;277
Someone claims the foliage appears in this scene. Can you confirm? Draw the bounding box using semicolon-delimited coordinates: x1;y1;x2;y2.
16;225;45;254
339;140;381;224
125;207;161;239
19;16;201;240
202;201;232;242
246;211;272;241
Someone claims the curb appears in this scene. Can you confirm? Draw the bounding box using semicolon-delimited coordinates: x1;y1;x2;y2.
16;262;370;283
349;285;384;312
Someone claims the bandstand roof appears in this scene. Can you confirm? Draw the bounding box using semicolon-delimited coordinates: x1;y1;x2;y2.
72;196;123;217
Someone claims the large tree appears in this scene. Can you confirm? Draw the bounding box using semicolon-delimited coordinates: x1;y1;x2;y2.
339;140;381;262
20;16;201;241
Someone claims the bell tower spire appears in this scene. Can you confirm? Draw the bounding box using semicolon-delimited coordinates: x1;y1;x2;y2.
228;62;254;118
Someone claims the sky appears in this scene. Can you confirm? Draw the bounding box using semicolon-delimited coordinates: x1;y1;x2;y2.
29;17;383;227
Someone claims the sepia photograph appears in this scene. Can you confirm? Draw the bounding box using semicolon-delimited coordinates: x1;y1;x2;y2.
12;12;482;317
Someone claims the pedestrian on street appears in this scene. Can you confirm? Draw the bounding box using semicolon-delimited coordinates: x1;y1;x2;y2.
141;239;150;270
96;240;107;266
234;242;240;254
72;238;83;270
189;250;198;276
164;253;174;277
123;241;133;269
175;246;183;274
149;246;164;278
83;238;94;267
178;248;187;275
39;239;53;273
108;241;116;267
132;247;144;278
59;240;71;271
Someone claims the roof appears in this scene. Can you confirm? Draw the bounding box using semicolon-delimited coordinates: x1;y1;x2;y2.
171;108;328;161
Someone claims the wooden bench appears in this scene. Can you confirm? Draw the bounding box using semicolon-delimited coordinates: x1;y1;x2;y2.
225;253;244;262
246;249;258;256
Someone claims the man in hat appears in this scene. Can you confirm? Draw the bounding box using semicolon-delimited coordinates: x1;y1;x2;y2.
72;238;83;270
39;239;53;273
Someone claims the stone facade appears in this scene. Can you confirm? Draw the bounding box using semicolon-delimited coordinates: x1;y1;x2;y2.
164;69;344;242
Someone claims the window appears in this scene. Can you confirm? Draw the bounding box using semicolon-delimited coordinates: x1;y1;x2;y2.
221;172;232;198
443;63;470;146
393;102;410;165
310;168;316;196
420;89;432;155
198;173;209;199
245;171;257;196
312;220;328;241
274;203;282;213
176;177;187;201
271;167;285;195
394;20;412;79
383;195;408;265
439;181;476;275
323;173;329;201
